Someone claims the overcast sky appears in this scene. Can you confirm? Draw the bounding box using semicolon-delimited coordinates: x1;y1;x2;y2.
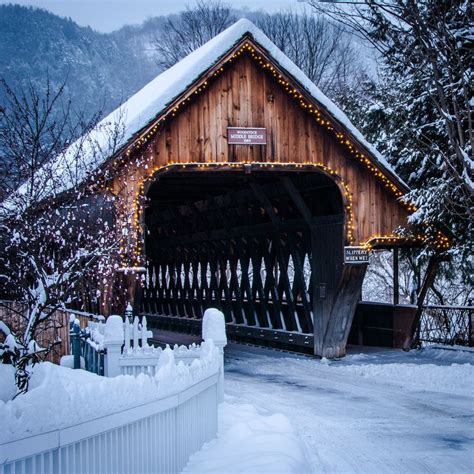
1;1;306;32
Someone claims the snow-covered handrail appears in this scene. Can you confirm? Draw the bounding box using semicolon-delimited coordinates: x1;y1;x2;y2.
73;308;228;400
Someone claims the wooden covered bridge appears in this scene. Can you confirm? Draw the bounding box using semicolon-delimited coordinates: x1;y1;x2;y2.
71;20;447;357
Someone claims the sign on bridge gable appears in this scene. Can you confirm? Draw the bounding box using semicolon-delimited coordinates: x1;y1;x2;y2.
227;127;266;145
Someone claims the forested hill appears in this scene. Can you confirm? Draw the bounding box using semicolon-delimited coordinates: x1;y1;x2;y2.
0;4;161;115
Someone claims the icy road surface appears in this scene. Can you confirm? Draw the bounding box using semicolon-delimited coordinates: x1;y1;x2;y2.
223;344;474;473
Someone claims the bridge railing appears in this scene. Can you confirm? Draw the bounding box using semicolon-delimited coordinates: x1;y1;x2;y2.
417;304;473;347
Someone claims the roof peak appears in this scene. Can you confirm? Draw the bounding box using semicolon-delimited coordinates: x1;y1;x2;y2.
9;17;406;205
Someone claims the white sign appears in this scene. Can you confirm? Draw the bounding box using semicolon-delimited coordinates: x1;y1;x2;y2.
344;246;369;264
227;127;266;145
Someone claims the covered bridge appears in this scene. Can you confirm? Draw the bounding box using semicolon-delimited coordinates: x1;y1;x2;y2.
52;20;446;357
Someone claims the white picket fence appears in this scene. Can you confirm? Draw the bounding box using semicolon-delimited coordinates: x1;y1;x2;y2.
91;309;227;402
0;375;218;474
0;309;227;474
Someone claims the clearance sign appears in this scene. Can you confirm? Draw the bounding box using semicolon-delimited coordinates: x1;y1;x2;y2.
227;127;267;145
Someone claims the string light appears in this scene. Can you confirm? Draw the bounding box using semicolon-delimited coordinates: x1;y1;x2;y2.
114;161;358;267
116;39;409;205
106;37;449;265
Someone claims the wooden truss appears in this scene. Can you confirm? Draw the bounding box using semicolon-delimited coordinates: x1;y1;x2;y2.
141;168;365;357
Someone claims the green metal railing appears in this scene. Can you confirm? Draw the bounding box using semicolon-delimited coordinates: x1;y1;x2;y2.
70;320;105;375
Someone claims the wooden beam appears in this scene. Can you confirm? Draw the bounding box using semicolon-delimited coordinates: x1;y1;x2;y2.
148;214;342;250
322;264;367;358
393;247;399;305
249;181;279;226
312;220;344;357
147;175;334;227
403;255;442;350
281;177;312;226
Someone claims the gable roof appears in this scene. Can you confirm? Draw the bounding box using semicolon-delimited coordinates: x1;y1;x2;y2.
13;18;409;206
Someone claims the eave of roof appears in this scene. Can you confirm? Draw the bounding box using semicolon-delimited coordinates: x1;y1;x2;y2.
105;19;409;193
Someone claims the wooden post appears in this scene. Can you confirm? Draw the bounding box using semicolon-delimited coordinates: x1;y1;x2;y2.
311;226;325;356
311;220;344;357
322;264;367;358
403;255;441;350
124;271;143;316
393;247;399;305
70;321;81;369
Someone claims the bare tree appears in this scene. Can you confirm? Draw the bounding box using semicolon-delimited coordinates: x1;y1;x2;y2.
0;78;125;395
363;250;422;304
154;0;236;68
363;250;472;306
256;10;367;97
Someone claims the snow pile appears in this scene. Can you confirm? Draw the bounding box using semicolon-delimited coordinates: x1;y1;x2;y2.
0;340;220;444
184;401;310;474
319;347;474;397
59;354;85;369
173;342;201;358
0;364;16;402
202;308;227;345
86;320;106;349
104;315;124;343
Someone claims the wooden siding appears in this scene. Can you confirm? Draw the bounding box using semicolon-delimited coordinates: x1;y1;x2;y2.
115;54;409;245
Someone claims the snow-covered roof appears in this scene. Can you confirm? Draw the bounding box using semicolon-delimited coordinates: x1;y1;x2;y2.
14;18;408;204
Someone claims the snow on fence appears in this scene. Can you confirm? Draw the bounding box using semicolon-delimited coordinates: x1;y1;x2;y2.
0;369;219;474
0;300;103;364
71;308;227;401
0;309;227;474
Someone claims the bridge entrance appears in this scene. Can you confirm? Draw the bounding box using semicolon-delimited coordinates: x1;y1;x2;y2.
141;164;347;354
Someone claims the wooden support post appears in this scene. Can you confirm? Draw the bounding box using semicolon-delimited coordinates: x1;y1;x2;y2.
311;226;325;356
403;255;441;350
123;271;144;316
312;222;343;357
322;264;367;358
281;177;312;226
393;247;399;305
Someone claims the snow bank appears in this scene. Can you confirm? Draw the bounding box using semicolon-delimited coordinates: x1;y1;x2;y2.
320;346;474;397
0;365;16;402
0;340;220;444
202;308;227;344
59;354;85;369
184;402;310;474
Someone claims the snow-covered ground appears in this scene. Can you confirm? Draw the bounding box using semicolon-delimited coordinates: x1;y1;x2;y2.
1;342;472;473
185;344;473;473
184;402;310;473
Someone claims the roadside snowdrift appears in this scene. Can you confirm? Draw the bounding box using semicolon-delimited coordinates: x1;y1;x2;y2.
184;401;311;474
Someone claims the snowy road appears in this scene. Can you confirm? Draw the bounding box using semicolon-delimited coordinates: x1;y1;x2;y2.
223;344;474;473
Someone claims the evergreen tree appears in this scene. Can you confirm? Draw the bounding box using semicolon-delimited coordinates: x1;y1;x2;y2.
316;0;473;276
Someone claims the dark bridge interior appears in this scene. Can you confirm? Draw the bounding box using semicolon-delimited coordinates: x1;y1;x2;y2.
141;167;344;351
